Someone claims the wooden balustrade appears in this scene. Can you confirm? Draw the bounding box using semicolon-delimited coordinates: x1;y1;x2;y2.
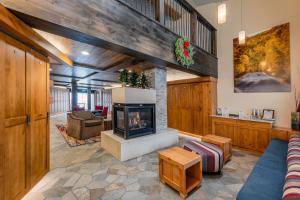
120;0;157;20
119;0;217;57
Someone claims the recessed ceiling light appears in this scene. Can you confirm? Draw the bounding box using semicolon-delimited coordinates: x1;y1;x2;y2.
81;51;90;56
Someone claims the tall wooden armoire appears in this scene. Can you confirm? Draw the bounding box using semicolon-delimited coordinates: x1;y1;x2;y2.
167;77;217;136
0;32;50;200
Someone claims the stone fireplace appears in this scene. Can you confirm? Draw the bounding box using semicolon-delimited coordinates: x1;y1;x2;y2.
101;67;178;161
113;103;156;139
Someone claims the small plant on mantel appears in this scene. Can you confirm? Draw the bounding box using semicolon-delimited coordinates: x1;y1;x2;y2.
119;69;150;89
139;72;149;89
129;71;139;88
119;69;129;86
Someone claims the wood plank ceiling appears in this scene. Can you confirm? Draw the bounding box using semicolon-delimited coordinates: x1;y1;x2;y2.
39;29;199;89
35;30;137;89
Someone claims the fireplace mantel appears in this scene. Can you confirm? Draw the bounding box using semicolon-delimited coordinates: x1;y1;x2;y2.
112;87;156;104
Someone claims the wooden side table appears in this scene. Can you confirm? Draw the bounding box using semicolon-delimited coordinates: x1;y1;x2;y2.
159;147;202;199
202;134;232;162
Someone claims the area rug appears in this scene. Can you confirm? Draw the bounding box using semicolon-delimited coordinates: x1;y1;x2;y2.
56;124;101;147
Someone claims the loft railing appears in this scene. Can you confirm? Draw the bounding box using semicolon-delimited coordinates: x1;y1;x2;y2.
164;0;191;39
120;0;156;20
119;0;217;57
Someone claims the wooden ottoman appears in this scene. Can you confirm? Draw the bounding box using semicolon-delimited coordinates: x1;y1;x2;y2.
202;134;232;162
159;147;202;199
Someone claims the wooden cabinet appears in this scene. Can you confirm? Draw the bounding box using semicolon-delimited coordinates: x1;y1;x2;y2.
212;118;236;144
167;77;217;136
0;33;49;200
211;116;272;152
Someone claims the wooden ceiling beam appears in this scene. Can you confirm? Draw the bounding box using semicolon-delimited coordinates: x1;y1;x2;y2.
0;3;73;66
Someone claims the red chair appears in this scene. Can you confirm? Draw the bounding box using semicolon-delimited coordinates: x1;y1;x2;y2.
73;105;85;112
101;107;108;119
95;105;103;111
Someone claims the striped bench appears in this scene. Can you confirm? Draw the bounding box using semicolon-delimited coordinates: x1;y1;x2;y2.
184;140;224;173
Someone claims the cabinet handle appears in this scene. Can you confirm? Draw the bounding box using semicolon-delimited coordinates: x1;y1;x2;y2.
26;115;31;125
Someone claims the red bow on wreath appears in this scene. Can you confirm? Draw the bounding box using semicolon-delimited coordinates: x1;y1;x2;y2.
183;41;190;58
175;37;194;67
183;41;190;48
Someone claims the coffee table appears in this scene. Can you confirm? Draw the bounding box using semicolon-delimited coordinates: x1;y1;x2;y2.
202;134;232;162
159;147;202;198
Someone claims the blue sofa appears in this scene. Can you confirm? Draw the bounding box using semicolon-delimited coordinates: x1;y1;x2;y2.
237;139;288;200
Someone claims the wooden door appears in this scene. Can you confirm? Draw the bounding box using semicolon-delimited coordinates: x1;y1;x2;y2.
237;124;256;150
27;52;49;186
255;128;271;152
213;120;235;144
202;82;217;135
192;84;204;135
167;85;178;129
0;35;27;200
178;84;193;133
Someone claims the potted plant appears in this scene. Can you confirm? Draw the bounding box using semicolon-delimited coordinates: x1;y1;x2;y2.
119;69;129;87
292;87;300;130
139;72;149;89
129;71;139;88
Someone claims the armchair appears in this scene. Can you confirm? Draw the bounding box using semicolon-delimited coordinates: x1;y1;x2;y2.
67;111;104;140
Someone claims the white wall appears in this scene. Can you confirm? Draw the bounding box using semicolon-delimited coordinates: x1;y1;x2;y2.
197;0;300;127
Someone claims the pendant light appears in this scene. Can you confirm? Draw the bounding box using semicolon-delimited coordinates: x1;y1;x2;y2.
218;1;226;24
239;0;246;45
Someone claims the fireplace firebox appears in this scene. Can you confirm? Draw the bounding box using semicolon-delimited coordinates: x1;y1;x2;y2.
113;103;156;139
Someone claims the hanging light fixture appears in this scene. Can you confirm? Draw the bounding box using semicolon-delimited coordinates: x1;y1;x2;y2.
218;1;227;24
239;0;246;44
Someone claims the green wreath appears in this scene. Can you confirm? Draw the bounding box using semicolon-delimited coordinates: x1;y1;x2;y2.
175;38;195;67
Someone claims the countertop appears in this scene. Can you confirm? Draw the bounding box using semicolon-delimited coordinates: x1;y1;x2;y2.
211;115;275;124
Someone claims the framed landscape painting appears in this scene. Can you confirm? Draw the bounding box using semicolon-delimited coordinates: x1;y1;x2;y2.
234;23;291;93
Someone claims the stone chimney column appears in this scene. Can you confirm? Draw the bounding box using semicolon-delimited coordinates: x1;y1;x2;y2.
144;67;167;131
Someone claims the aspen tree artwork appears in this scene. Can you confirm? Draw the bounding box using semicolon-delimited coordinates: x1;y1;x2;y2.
234;23;291;93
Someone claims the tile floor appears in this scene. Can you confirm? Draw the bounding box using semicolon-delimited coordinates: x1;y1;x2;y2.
23;114;259;200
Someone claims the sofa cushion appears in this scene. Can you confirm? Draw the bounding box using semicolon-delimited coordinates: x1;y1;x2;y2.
85;119;102;127
237;139;288;200
282;170;300;200
282;135;300;200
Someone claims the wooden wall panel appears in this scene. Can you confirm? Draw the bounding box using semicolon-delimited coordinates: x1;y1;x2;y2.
5;42;26;121
0;35;5;200
27;53;49;187
30;119;47;185
0;34;27;200
4;125;26;200
192;84;204;135
167;77;217;136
